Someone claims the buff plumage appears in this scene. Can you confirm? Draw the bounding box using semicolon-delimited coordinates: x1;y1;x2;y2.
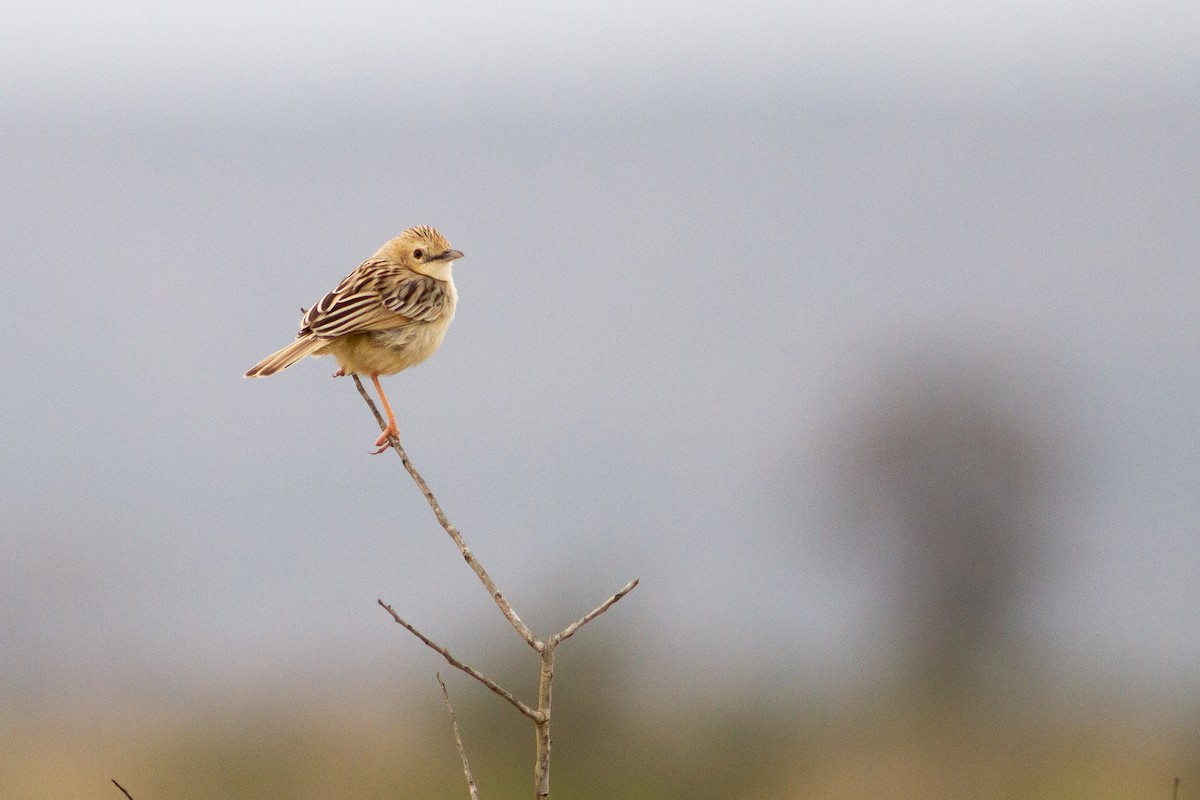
246;226;463;451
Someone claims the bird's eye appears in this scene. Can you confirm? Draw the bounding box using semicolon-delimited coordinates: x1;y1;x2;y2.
412;248;424;260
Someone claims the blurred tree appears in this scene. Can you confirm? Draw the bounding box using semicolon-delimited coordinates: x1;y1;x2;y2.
842;353;1061;698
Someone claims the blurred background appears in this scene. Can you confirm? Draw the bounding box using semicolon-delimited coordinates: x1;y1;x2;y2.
2;1;1198;797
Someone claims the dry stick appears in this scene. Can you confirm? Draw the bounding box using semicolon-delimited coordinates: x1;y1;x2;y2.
437;673;480;800
379;599;540;722
532;579;641;800
536;579;640;799
551;578;640;646
352;375;541;650
535;645;554;800
352;374;639;799
111;779;134;800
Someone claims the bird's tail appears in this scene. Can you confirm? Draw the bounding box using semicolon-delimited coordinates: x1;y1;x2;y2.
244;335;328;377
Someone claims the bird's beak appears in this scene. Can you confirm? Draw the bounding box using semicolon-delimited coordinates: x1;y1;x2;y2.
438;249;465;261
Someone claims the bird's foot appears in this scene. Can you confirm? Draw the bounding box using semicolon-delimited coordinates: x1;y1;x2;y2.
371;424;400;454
332;368;346;377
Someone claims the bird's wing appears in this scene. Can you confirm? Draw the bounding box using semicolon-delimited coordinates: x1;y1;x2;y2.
380;270;451;322
300;259;448;338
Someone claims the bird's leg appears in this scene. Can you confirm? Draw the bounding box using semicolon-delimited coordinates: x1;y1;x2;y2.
370;373;401;454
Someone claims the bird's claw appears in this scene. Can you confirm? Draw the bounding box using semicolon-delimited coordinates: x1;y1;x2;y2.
371;427;400;454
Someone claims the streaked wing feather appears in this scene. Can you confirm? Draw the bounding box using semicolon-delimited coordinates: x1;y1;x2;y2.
381;273;447;322
306;291;407;336
300;259;422;338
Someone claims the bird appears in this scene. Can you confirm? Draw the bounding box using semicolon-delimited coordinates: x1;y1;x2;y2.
245;226;463;453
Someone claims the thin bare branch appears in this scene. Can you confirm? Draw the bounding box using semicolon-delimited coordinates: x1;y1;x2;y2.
437;673;480;800
551;578;640;646
1173;777;1180;800
379;599;541;722
111;779;134;800
534;646;555;800
353;375;542;652
355;374;641;799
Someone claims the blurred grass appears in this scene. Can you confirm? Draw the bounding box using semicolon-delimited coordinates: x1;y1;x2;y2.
3;681;1196;799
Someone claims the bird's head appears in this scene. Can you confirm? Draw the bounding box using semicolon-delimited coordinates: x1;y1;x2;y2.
380;225;464;280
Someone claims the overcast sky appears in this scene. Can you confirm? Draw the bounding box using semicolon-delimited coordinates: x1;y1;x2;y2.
5;1;1198;105
2;1;1198;713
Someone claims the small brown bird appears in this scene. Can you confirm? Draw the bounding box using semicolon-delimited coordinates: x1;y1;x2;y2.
245;226;463;453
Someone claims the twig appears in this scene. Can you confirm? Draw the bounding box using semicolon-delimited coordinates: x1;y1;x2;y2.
1174;777;1180;800
437;673;480;800
379;599;541;722
355;376;639;799
551;578;640;646
533;577;638;798
111;779;134;800
353;374;542;651
535;646;554;800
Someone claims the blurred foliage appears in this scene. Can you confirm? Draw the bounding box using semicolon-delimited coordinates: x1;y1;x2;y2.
3;663;1197;799
835;353;1066;698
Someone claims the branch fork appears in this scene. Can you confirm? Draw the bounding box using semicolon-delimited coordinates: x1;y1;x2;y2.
354;375;638;799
